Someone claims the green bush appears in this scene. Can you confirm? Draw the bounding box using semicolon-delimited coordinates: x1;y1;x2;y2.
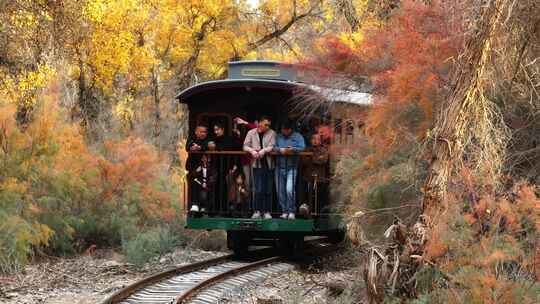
122;225;183;267
0;212;53;273
366;179;405;210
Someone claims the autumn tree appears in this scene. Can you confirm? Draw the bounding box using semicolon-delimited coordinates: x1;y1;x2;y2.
0;0;59;125
423;0;540;208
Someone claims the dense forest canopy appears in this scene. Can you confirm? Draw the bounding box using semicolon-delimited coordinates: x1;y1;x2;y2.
1;0;539;302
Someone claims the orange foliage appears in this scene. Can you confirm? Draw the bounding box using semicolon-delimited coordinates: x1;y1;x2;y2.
361;1;459;155
95;137;176;222
424;221;449;260
423;171;540;301
303;1;459;158
1;93;181;263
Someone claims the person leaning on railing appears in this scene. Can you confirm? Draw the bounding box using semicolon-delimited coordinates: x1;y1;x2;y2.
274;120;306;220
243;115;276;220
185;125;210;170
213;123;233;150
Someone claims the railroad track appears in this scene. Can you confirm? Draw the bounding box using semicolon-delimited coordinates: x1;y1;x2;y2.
101;239;335;304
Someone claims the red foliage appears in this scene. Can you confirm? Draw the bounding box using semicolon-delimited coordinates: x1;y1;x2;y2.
95;137;176;222
302;1;461;158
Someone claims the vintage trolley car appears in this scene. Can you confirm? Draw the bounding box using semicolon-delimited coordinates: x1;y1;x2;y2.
177;60;371;254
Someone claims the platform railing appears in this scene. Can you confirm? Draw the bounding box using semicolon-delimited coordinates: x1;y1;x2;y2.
185;151;329;218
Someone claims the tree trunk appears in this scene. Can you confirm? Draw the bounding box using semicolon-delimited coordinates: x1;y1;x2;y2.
77;57;101;141
422;1;504;210
152;65;161;144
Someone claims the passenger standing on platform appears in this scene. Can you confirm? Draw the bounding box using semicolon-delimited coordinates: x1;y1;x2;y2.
233;117;257;188
243;116;276;219
227;166;250;217
185;125;210;170
300;134;329;217
211;122;235;213
190;154;216;213
275;120;305;220
213;123;233;150
186;125;210;213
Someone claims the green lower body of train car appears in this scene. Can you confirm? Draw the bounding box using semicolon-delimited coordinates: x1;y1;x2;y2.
186;215;346;255
186;215;342;232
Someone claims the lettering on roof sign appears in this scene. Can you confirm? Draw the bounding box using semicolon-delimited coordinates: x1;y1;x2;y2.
241;68;281;77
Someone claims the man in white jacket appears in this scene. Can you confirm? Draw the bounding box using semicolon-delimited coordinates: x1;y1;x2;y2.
243;116;276;219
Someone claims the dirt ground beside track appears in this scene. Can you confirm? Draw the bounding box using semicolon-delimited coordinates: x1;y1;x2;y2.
0;247;363;304
0;248;224;304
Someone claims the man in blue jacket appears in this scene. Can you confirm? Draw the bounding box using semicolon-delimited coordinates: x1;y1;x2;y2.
274;120;305;220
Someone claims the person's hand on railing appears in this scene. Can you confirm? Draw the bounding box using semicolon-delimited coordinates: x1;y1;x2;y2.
189;143;201;151
279;146;295;155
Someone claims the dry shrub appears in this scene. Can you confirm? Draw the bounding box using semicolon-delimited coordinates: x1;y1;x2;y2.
0;96;183;272
96;137;177;223
319;1;540;302
299;0;458;161
416;170;540;303
299;1;456;244
358;174;539;303
188;230;227;252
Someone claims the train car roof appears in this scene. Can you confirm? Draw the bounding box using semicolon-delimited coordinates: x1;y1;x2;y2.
175;78;372;106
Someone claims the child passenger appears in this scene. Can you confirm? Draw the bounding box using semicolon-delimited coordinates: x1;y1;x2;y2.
227;166;250;217
190;154;216;214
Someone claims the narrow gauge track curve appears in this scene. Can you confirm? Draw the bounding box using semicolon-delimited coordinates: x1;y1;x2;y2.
101;239;336;304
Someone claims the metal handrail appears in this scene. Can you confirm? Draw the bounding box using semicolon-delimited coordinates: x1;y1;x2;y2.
188;150;314;156
185;150;326;216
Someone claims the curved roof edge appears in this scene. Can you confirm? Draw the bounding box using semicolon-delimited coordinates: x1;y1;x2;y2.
175;79;299;102
176;78;372;106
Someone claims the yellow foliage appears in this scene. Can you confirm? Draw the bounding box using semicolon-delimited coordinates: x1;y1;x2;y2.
0;64;55;109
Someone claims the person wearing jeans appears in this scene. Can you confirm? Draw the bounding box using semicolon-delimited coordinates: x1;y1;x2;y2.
252;167;273;218
274;120;305;220
243;116;276;219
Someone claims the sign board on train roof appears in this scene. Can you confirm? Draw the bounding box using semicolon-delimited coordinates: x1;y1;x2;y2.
228;60;297;82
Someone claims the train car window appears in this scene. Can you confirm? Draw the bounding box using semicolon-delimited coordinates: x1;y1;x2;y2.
334;118;342;144
345;119;354;144
346;119;354;135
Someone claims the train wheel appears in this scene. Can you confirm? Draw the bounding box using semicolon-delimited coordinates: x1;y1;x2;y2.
227;231;249;257
328;228;346;244
278;236;304;258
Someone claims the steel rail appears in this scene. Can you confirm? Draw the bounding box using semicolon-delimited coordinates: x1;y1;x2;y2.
101;238;337;304
175;238;337;304
101;254;234;304
173;255;282;304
